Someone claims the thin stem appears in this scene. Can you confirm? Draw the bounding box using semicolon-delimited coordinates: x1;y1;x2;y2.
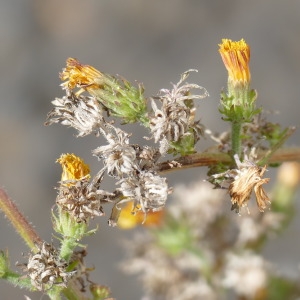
2;270;32;290
157;147;300;174
62;280;88;300
231;121;242;158
0;188;42;250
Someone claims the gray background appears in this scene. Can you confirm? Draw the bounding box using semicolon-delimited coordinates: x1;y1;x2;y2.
0;1;300;299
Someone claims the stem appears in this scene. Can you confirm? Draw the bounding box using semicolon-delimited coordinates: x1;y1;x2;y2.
60;237;78;262
157;147;300;174
0;188;42;250
2;270;32;290
231;121;242;157
62;280;88;300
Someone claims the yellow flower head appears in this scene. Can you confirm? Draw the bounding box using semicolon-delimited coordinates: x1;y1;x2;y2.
60;58;104;94
219;39;251;87
57;153;90;181
117;201;164;229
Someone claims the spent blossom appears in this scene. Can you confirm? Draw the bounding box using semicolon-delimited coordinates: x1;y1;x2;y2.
211;154;270;213
92;127;139;179
149;70;208;154
56;154;113;223
26;242;74;291
118;171;171;214
45;91;106;137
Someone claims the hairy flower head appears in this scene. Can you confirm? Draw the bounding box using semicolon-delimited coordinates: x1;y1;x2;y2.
219;39;251;88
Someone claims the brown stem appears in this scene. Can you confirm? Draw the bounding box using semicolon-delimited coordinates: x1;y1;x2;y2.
157;147;300;174
0;188;42;250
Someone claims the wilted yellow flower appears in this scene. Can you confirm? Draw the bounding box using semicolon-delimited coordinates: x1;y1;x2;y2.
230;164;270;213
210;154;270;213
219;39;251;87
57;153;90;181
59;58;148;124
60;58;103;94
118;201;164;229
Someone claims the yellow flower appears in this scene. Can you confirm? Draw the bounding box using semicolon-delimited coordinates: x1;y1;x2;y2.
117;201;164;229
219;39;251;87
60;58;103;94
56;153;90;181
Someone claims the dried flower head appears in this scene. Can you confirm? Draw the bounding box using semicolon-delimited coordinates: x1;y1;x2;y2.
56;167;114;223
93;127;139;178
27;242;74;291
211;154;270;213
57;153;90;181
56;154;112;222
219;39;251;87
45;91;106;137
60;58;104;95
149;70;207;154
118;171;171;213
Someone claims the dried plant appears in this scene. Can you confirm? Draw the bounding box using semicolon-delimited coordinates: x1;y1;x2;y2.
1;39;300;300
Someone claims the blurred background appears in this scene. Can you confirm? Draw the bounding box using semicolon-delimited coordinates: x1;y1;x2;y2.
0;1;300;299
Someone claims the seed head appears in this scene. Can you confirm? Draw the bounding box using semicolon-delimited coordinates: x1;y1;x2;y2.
45;91;106;137
27;242;74;291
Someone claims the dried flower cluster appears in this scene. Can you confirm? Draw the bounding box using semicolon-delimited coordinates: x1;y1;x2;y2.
27;243;74;291
1;38;298;300
46;59;208;225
